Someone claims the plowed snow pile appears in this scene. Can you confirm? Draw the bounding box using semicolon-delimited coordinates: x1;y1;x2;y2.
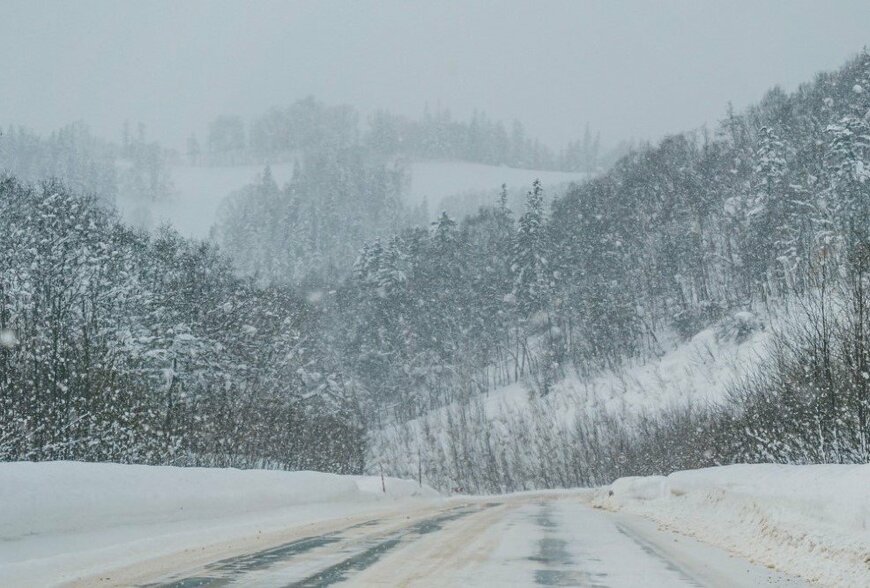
591;464;870;587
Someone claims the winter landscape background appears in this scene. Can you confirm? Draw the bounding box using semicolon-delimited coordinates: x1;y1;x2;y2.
1;2;869;586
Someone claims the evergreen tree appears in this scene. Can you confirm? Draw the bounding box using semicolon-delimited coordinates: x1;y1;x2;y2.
511;180;551;317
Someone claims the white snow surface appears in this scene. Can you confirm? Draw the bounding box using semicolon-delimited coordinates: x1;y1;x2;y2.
549;315;770;417
591;464;870;587
373;311;773;478
0;461;437;586
492;315;770;420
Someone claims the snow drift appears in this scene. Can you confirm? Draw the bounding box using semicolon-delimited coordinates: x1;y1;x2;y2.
591;464;870;587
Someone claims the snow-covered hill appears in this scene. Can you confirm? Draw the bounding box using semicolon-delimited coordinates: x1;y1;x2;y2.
479;311;771;421
369;308;778;494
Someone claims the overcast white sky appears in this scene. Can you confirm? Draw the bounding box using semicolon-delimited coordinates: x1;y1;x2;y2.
2;0;869;151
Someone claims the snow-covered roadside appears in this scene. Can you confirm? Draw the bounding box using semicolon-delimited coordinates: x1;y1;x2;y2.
588;464;870;587
0;461;439;586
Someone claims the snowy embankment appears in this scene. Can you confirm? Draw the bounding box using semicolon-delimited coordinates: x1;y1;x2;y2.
492;310;771;420
371;310;773;490
0;461;438;586
590;464;870;587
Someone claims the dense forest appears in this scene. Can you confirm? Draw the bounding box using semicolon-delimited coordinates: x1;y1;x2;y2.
0;179;363;471
358;51;870;491
213;150;420;285
2;51;870;490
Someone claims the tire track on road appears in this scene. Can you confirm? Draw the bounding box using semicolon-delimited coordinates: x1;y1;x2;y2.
346;501;515;587
287;506;484;587
141;504;486;588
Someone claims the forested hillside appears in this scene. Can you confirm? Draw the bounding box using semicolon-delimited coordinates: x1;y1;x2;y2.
339;50;870;488
213;150;418;285
334;51;870;412
196;96;626;172
2;51;870;490
0;178;363;471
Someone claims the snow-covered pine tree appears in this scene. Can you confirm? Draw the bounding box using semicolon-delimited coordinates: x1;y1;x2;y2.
511;180;551;318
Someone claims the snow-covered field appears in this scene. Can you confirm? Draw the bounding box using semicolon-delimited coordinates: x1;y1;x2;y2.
115;160;587;240
591;464;870;587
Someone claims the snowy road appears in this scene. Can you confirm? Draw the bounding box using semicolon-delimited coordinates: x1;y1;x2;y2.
89;495;808;588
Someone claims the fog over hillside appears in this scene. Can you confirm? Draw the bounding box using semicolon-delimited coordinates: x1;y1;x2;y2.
3;1;869;151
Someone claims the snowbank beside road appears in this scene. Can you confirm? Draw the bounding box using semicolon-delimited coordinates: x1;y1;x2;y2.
0;461;438;586
0;461;436;541
591;464;870;587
